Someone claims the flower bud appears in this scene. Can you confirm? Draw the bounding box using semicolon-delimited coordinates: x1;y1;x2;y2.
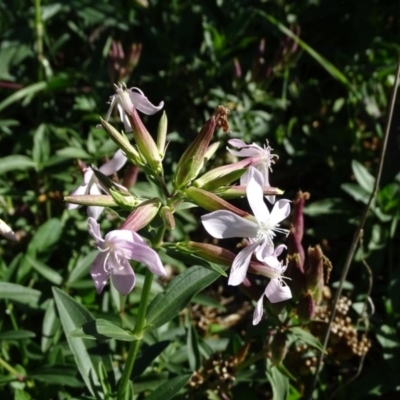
184;186;249;217
288;191;310;268
0;219;16;241
270;331;288;366
109;188;140;209
214;185;284;199
160;206;175;231
174;106;229;189
156;111;168;158
203;142;220;162
92;168;131;196
176;241;236;266
305;245;332;304
129;106;163;174
64;194;118;208
297;293;316;322
120;198;161;231
99;117;143;166
193;159;251;190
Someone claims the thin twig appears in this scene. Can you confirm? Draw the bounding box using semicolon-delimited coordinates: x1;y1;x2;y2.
307;51;400;399
328;230;373;400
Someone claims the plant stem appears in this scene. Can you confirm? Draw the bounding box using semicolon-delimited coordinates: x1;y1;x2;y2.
117;269;154;399
34;0;43;82
0;357;24;380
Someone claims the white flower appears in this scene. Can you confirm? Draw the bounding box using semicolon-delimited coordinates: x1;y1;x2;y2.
0;218;16;241
88;217;166;295
228;138;278;203
105;83;164;132
251;245;292;325
201;167;290;286
67;149;127;220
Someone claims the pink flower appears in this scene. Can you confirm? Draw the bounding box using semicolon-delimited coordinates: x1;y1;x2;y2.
201;167;290;286
228;138;278;203
88;217;166;295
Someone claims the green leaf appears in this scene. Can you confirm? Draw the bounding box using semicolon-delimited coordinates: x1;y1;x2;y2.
41;299;60;352
341;183;369;204
146;266;220;329
289;327;325;353
67;250;98;285
0;81;47;112
27;218;63;255
0;330;36;340
0;282;41;307
56;147;92;159
0;155;36;175
29;366;83;387
52;288;114;397
68;319;135;341
260;12;356;95
144;375;191;400
267;364;289;400
186;313;201;370
352;160;375;194
25;255;63;285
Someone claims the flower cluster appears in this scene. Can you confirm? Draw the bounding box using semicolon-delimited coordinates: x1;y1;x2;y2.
65;83;291;325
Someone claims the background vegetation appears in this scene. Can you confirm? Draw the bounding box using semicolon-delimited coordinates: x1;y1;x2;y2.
0;0;399;399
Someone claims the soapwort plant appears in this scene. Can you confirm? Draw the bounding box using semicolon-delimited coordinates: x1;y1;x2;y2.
57;83;365;399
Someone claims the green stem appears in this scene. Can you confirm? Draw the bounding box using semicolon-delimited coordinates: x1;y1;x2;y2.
117;270;153;399
34;0;43;82
0;357;24;380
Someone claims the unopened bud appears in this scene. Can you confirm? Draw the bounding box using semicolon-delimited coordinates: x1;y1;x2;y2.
203;142;220;162
193;159;251;190
214;185;283;199
270;331;288;366
92;168;130;196
99;118;143;166
120;198;161;231
156;111;168;157
129;106;163;174
176;241;236;265
297;293;316;322
288;191;310;267
184;186;249;217
64;194;118;208
305;245;332;304
160;206;175;231
0;219;16;241
109;188;140;209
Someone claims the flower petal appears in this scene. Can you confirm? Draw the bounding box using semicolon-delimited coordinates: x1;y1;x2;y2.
201;210;258;239
265;278;292;303
87;217;104;245
110;257;136;295
90;252;110;293
105;229;145;246
128;88;164;115
99;149;127;175
0;219;16;241
228;138;247;148
228;240;261;286
87;205;104;220
253;294;265;325
246;168;270;225
269;199;291;226
128;242;167;276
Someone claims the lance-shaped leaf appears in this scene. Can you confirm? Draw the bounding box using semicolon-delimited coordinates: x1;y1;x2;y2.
52;288;115;397
146;265;221;329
